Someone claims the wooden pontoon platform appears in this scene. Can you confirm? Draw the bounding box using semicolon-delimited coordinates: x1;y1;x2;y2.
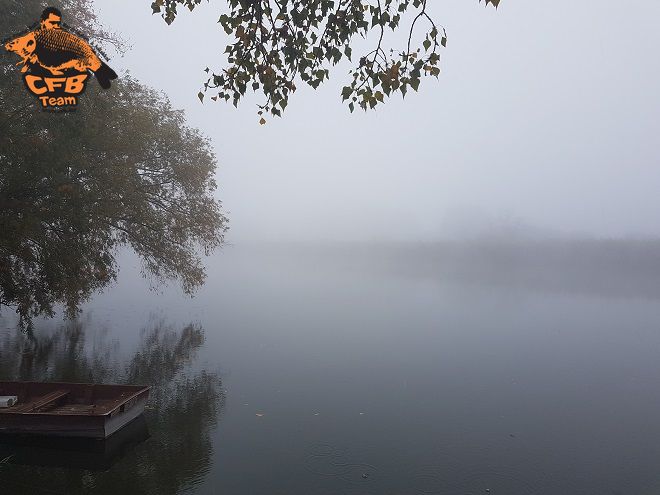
0;381;150;439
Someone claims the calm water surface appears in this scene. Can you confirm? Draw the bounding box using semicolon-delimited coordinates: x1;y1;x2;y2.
1;242;660;494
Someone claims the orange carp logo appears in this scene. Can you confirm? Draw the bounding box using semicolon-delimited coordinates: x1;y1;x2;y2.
3;7;117;111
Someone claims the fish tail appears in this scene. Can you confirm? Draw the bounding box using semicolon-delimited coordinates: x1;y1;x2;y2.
94;61;118;89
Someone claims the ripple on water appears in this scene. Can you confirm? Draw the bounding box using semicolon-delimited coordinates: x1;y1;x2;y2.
407;434;555;495
412;463;549;495
303;442;378;486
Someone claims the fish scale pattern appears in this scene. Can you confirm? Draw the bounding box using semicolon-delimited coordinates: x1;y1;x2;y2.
34;29;94;60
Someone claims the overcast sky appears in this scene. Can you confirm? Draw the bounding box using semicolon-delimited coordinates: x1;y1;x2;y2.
92;0;660;242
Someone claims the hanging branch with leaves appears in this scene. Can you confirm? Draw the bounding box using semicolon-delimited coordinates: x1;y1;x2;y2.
151;0;500;121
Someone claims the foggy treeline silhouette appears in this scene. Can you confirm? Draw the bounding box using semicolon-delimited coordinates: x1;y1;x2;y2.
255;238;660;300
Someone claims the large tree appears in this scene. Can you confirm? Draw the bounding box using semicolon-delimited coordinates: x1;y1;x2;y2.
0;0;228;328
152;0;500;121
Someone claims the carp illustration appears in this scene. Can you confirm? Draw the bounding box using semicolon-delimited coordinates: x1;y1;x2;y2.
4;7;117;89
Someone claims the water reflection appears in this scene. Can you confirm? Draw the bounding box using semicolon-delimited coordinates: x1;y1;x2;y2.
0;318;223;494
0;415;150;471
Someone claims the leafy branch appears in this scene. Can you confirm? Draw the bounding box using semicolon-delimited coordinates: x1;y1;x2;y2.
151;0;501;122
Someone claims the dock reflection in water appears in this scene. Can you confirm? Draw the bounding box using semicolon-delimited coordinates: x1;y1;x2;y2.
0;318;223;494
0;414;150;471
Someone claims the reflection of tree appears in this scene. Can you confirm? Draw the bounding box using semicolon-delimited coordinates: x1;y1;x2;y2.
0;319;224;495
1;0;228;329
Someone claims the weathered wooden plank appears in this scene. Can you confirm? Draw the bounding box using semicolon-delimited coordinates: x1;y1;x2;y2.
11;390;70;413
0;382;150;438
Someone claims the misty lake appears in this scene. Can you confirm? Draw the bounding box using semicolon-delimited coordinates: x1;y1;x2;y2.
2;240;660;494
